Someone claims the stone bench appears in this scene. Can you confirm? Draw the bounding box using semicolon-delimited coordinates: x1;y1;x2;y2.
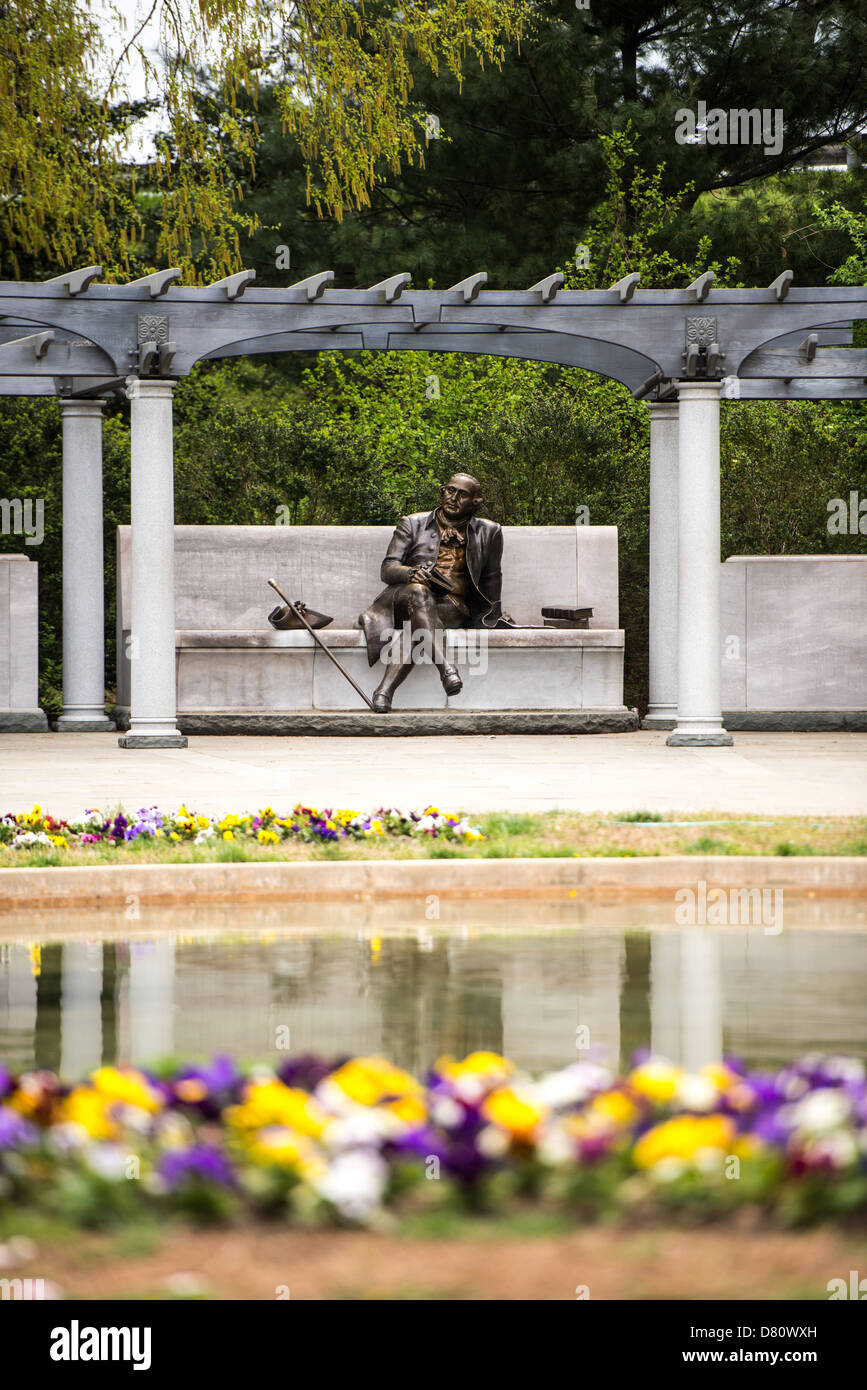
115;524;630;731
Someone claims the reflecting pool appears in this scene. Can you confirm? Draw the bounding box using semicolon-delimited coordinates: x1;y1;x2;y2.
2;896;866;1076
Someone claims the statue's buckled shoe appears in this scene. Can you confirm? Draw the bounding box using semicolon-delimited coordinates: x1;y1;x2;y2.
440;663;463;696
372;692;393;713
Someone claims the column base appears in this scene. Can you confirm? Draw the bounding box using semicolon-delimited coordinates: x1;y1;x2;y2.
56;714;117;733
641;713;677;731
118;732;188;749
666;729;734;747
0;710;49;732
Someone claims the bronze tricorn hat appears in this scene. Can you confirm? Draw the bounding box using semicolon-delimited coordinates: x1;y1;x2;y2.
268;602;333;631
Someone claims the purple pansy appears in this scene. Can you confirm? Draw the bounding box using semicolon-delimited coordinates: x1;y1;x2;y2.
157;1144;236;1189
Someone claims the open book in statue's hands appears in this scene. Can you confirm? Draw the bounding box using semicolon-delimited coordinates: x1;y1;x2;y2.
425;566;457;595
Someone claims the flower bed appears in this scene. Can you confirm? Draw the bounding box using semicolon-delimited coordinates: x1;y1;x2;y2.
2;1051;866;1229
0;804;484;850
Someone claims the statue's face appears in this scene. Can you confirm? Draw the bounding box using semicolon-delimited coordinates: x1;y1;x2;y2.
440;474;482;522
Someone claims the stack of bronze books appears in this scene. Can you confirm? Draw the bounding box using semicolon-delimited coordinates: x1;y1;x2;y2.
541;606;593;629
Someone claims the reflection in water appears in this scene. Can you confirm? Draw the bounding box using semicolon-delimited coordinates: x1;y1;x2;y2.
2;916;866;1077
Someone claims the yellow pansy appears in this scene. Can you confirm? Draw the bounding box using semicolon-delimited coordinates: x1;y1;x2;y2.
91;1066;163;1113
437;1051;514;1082
629;1059;684;1103
247;1127;325;1176
222;830;234;841
388;1094;427;1126
257;829;279;844
329;1056;423;1108
61;1087;116;1138
226;1080;328;1138
633;1114;734;1170
591;1089;638;1127
482;1087;545;1141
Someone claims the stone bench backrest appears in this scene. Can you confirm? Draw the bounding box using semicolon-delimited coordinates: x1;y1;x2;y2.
117;525;620;630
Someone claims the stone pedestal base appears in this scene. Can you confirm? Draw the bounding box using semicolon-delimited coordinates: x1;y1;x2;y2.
0;710;49;732
56;715;116;733
117;733;188;748
641;713;676;731
177;709;638;736
666;730;734;747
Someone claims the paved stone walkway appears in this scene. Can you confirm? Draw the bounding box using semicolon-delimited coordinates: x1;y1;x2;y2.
1;731;865;817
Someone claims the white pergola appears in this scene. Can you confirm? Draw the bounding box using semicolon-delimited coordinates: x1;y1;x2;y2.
1;265;866;748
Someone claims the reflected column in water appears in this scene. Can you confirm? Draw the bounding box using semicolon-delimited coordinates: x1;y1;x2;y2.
680;930;723;1071
0;944;38;1072
575;931;625;1071
60;941;103;1080
650;928;723;1069
650;932;681;1062
126;940;176;1067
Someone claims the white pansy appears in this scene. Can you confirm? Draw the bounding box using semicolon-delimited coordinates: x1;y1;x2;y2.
649;1156;688;1183
536;1063;611;1109
431;1096;464;1129
452;1073;488;1104
46;1122;90;1154
789;1087;851;1134
83;1142;129;1181
476;1124;511;1158
536;1123;575;1166
315;1149;388;1221
677;1074;719;1112
693;1146;726;1174
324;1107;398;1150
822;1057;865;1085
806;1132;858;1169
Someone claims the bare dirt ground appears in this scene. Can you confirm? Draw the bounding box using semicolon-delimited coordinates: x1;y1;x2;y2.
27;1222;866;1300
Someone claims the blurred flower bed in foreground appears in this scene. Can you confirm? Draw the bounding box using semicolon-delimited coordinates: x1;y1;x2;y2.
2;1051;866;1229
0;804;483;850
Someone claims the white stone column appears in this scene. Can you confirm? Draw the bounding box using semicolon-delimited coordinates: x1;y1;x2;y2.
57;399;115;731
117;378;187;748
642;401;679;730
666;381;732;746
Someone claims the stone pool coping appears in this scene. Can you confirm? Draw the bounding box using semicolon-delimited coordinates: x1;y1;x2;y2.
1;855;866;910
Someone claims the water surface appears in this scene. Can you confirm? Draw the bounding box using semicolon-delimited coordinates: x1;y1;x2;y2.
3;896;866;1076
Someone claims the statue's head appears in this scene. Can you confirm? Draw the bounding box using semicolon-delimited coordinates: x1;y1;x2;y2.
440;473;483;523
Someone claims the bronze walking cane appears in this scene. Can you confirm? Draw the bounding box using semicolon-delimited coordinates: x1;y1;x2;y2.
267;578;377;712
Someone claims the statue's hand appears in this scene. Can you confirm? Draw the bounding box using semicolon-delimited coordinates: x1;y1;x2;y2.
408;565;433;587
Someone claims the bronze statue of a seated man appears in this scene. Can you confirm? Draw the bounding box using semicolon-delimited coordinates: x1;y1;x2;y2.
359;473;509;712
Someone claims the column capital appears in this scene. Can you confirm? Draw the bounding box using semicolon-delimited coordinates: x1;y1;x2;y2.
124;376;176;401
648;399;679;417
59;398;105;416
674;380;723;398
